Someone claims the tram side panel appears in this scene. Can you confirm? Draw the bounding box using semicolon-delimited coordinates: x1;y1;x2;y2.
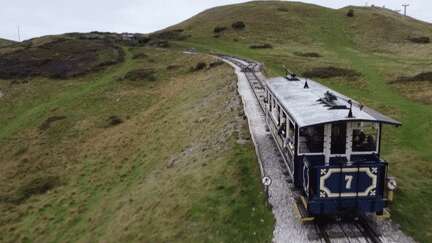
264;95;304;190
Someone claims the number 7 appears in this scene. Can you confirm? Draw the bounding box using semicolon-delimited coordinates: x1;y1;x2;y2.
345;175;353;189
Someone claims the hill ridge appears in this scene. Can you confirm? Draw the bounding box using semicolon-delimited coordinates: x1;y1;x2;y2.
0;37;16;47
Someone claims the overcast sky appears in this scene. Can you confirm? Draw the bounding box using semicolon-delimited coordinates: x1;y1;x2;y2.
1;0;430;41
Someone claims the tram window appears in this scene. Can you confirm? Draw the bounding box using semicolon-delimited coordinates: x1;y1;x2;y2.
269;95;273;111
287;120;295;145
272;103;279;122
288;121;295;139
269;97;275;115
277;105;281;125
299;125;324;153
278;112;287;138
331;122;346;154
352;122;378;152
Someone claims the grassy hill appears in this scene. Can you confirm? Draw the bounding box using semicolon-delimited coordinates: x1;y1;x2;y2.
0;35;273;242
0;38;15;47
2;1;432;242
168;1;432;242
0;37;124;79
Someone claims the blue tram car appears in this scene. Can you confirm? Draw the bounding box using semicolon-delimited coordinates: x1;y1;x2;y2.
264;75;400;218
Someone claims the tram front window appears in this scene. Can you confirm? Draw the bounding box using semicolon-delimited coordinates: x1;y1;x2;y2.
299;125;324;153
352;122;378;152
331;122;346;154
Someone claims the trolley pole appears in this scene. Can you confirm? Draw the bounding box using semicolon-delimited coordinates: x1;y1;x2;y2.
402;4;409;16
17;25;21;42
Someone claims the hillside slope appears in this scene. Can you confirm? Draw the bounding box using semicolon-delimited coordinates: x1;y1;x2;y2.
2;1;432;242
169;1;432;242
0;37;273;242
0;37;124;79
0;38;15;47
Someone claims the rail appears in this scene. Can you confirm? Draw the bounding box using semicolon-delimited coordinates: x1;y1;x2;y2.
218;55;267;112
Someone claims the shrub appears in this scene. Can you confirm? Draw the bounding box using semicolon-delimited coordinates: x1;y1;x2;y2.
347;9;354;17
408;36;430;44
394;72;432;83
137;36;151;44
303;66;360;79
39;116;67;130
123;68;156;81
166;65;181;70
132;53;148;59
0;39;125;79
13;176;61;203
209;61;224;68
107;116;123;127
150;29;188;40
192;62;207;71
294;52;322;58
149;40;170;48
214;26;227;33
249;43;273;49
232;21;246;30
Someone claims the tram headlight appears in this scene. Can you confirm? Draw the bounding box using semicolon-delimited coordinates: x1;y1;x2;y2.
387;177;397;191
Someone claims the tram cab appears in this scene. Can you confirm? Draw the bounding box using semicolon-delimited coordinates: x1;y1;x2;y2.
265;76;400;216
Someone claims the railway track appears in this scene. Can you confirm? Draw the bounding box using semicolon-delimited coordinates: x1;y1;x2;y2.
218;55;267;112
219;55;384;243
314;216;383;243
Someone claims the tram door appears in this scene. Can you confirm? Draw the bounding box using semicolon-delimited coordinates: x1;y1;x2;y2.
331;122;347;155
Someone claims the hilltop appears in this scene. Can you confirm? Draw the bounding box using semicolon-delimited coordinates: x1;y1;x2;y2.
169;1;432;242
0;38;15;47
170;1;432;103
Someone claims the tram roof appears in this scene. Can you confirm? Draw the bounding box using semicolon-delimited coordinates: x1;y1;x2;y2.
266;77;401;128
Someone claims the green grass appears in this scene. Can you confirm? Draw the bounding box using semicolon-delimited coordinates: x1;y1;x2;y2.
2;1;432;242
170;1;432;241
0;46;274;242
0;47;130;141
